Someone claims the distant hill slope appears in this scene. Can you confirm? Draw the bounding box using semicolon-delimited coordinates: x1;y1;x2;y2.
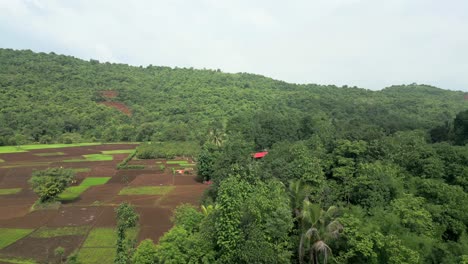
0;48;466;145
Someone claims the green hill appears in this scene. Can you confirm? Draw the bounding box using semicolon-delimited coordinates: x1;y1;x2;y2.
0;48;465;145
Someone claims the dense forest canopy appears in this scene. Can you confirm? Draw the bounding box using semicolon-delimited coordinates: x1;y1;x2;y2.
1;48;468;263
0;48;466;145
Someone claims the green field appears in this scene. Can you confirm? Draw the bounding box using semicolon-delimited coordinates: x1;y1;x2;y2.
0;143;101;154
58;177;111;200
34;152;65;157
0;228;34;249
0;256;37;264
119;186;175;196
101;149;135;154
64;154;113;162
0;162;51;169
72;168;91;173
77;248;115;264
166;160;191;165
0;159;4;163
81;227;138;247
0;188;22;195
31;226;89;238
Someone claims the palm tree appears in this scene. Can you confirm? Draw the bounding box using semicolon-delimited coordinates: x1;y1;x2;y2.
208;127;225;147
298;200;343;264
288;179;312;218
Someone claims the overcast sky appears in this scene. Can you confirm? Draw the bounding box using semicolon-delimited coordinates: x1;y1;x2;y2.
1;0;467;91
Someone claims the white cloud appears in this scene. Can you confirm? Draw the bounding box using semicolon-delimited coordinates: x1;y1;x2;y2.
0;0;467;91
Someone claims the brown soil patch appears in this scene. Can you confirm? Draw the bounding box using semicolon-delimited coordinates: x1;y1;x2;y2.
0;210;57;228
72;184;123;206
99;101;132;116
46;207;102;227
0;235;83;262
137;207;173;242
158;185;207;208
100;90;119;98
130;174;173;186
93;206;117;227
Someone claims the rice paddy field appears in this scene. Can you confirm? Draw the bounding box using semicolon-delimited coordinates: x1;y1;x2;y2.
0;143;206;264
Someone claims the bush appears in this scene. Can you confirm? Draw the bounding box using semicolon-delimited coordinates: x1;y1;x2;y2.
117;151;137;170
29;168;76;202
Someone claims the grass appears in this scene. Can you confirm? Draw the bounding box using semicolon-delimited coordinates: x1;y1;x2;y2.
58;177;111;201
101;149;135;154
0;228;34;249
0;159;4;162
34;152;65;157
64;154;113;162
1;162;51;169
31;226;89;238
0;256;37;264
77;248;115;264
166;160;191;165
119;186;175;196
72;168;91;173
82;227;138;247
0;188;22;195
0;143;101;154
30;201;61;211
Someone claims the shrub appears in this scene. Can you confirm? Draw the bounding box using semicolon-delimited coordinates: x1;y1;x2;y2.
29;168;76;202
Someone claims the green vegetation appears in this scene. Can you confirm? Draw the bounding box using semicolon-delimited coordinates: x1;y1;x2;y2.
119;186;175;196
0;228;34;249
0;144;100;153
0;159;4;162
0;188;21;195
29;167;75;202
31;226;89;238
58;177;111;200
116;151;137;169
0;256;37;264
77;248;115;264
136;142;200;159
82;228;117;247
115;203;139;264
64;154;113;162
166;160;191;165
34;152;64;156
2;49;468;263
101;149;135;154
72;168;91;173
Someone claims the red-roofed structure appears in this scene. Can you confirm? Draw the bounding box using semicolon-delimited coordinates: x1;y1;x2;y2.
253;151;268;159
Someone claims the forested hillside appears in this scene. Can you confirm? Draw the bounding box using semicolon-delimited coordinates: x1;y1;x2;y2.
1;48;468;263
0;48;466;145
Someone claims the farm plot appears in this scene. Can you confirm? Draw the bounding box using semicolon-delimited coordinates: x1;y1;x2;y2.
0;143;207;263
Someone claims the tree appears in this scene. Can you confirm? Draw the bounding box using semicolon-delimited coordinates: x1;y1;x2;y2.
132;239;157;264
454;109;468;145
29;167;75;202
115;203;139;264
297;200;343;264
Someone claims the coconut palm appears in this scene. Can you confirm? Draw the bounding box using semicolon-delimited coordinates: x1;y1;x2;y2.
289;179;312;218
298;200;343;264
208;127;226;147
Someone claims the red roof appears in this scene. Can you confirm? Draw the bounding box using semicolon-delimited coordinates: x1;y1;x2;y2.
253;151;268;159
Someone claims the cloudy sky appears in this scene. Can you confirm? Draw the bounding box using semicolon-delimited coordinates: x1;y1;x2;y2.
1;0;467;91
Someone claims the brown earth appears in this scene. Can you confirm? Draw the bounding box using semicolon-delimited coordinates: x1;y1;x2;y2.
99;101;132;116
1;235;83;262
0;143;207;262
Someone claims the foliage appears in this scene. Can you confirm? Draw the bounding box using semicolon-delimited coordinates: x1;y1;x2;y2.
29;167;76;202
115;203;139;264
132;239;157;264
